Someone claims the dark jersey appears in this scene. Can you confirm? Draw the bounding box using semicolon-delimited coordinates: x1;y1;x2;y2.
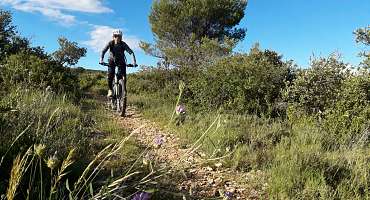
101;40;133;65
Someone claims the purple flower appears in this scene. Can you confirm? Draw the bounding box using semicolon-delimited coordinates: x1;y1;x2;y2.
176;105;186;115
154;135;164;146
131;192;151;200
224;191;233;199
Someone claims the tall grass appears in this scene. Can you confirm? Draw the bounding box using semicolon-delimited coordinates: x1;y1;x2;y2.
129;91;370;200
3;129;149;200
0;88;167;199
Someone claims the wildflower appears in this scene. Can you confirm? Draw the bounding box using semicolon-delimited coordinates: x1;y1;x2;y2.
131;191;150;200
34;144;46;158
154;135;165;147
176;105;186;115
47;153;60;170
224;191;233;199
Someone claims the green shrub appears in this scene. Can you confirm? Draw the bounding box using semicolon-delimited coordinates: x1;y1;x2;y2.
284;55;349;114
322;72;370;149
0;52;80;97
187;47;292;115
129;66;180;96
78;70;106;95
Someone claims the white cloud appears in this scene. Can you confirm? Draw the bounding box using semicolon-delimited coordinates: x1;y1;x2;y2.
83;25;141;53
0;0;112;25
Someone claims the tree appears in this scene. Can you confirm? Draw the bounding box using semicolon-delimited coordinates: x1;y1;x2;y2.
0;9;48;61
141;0;247;68
355;26;370;45
53;37;87;66
354;26;370;67
0;9;16;60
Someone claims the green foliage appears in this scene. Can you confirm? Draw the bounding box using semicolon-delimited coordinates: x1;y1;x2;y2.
149;0;247;42
53;37;87;66
163;36;238;68
0;89;89;160
269;117;369;200
0;52;80;96
128;66;181;101
0;90;158;200
142;0;247;67
284;55;349;114
0;9;48;62
355;26;370;45
354;26;370;68
0;89;90;196
131;45;293;116
78;69;105;92
0;9;16;60
321;73;370;149
187;46;291;115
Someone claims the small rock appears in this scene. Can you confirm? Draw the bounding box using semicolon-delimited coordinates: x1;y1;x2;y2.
250;189;259;198
207;178;215;185
205;166;214;171
214;177;223;186
215;162;223;168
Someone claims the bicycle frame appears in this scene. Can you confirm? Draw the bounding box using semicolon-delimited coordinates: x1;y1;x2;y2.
99;62;137;117
110;72;126;116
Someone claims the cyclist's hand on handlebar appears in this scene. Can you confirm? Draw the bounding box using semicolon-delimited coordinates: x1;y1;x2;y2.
127;64;138;67
99;62;109;66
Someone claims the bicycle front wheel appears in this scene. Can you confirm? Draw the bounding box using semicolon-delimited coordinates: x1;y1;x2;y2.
118;79;127;117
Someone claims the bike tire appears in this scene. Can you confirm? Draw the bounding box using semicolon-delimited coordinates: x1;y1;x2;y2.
118;79;127;117
110;84;118;111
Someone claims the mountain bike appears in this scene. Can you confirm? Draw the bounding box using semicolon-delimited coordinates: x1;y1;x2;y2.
99;62;137;117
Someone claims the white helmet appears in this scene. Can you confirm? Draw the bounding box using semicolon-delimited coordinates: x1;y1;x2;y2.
112;29;122;37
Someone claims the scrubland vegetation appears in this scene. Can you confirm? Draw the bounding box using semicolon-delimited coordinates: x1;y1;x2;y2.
1;0;370;199
0;9;159;200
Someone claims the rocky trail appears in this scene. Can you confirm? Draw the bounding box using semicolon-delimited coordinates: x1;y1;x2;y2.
113;106;268;200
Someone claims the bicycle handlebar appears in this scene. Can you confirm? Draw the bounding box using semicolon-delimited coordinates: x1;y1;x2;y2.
99;62;138;67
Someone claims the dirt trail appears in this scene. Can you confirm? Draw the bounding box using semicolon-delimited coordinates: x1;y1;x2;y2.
117;106;268;200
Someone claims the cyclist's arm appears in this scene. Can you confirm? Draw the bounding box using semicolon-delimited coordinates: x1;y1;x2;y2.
124;43;136;65
100;42;110;63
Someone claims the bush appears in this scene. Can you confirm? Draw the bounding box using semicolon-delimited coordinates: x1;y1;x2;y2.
78;69;106;94
284;56;349;114
128;66;182;101
322;72;370;149
0;52;81;97
187;47;292;115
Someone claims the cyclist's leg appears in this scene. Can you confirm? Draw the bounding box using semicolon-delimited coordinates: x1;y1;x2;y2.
107;63;115;94
117;64;127;95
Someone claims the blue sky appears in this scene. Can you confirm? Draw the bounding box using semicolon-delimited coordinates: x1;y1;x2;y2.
1;0;369;70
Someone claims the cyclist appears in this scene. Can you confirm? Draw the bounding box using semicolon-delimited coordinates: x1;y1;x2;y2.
100;29;137;98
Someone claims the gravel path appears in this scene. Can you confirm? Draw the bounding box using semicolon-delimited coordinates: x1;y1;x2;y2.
117;106;268;200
